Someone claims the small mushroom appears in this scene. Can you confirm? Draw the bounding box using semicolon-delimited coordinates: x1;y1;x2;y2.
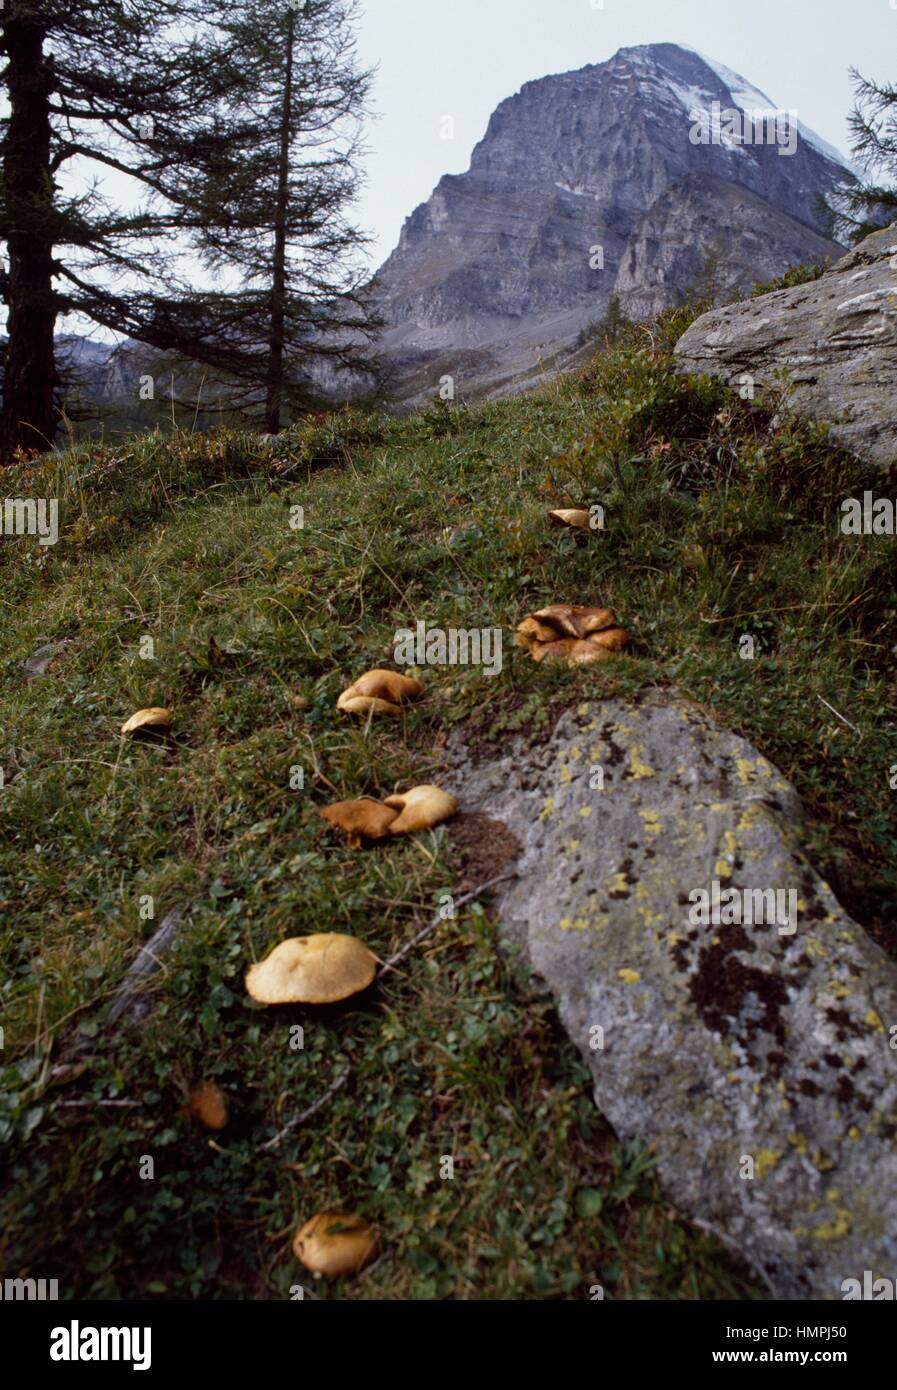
120;707;172;736
549;508;592;532
516;616;562;651
573;607;619;635
588;626;628;652
188;1081;229;1132
516;604;628;667
337;669;424;717
529;604;584;638
383;785;458;835
338;695;406;717
320;798;400;847
531;637;579;664
245;934;377;1005
293;1211;377;1278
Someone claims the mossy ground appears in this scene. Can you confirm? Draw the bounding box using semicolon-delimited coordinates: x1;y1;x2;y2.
1;304;894;1299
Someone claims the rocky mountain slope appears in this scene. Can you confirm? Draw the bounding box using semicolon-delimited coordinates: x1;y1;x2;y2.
371;43;851;404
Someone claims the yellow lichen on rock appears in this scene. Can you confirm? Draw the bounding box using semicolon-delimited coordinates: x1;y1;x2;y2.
627;743;656;779
754;1149;781;1180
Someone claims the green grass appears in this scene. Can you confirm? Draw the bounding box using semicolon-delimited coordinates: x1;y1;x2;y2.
1;303;895;1300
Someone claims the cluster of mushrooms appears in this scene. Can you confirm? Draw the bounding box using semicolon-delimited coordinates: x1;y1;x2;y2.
118;502;627;1280
321;784;457;846
516;604;628;666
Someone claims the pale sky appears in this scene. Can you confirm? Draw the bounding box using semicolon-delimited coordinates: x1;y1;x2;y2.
353;0;896;267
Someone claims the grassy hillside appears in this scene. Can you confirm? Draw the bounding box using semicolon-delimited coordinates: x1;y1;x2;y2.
1;305;895;1300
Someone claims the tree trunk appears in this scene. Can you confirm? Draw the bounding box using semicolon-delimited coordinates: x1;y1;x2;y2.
264;9;295;435
1;13;59;459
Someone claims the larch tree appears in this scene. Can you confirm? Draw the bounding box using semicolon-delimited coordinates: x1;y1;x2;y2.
166;0;380;433
0;0;246;458
828;67;897;243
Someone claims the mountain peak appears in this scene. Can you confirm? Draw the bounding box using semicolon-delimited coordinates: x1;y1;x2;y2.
369;46;850;407
609;43;851;171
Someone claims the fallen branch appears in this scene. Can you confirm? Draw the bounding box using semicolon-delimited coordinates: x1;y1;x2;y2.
258;1068;351;1153
108;909;182;1023
816;693;862;739
56;1099;141;1109
376;869;519;980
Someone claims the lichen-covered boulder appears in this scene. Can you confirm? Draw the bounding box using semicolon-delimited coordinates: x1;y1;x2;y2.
443;693;897;1299
675;222;897;468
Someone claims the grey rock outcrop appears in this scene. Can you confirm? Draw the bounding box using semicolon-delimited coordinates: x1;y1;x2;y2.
371;43;850;405
616;172;841;320
443;693;897;1299
675;222;897;466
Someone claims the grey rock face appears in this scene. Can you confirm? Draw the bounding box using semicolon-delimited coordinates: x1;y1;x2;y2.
616;172;842;320
675;223;897;467
442;694;897;1299
372;43;850;404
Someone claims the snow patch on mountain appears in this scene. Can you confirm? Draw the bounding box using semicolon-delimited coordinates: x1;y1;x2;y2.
683;46;854;172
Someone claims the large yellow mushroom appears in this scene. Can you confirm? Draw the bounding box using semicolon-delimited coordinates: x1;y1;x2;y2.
293;1212;377;1278
383;785;458;835
245;934;377;1005
336;669;424;717
516;604;628;667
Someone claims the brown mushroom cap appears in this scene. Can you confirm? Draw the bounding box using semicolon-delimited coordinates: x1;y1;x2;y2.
530;604;584;638
293;1212;377;1277
516;616;561;650
188;1081;229;1131
246;934;377;1005
566;639;616;666
383;785;458;835
531;637;580;664
120;707;172;736
548;509;592;532
587;625;629;652
350;669;423;702
320;798;399;846
337;669;423;715
532;605;618;639
574;606;619;635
